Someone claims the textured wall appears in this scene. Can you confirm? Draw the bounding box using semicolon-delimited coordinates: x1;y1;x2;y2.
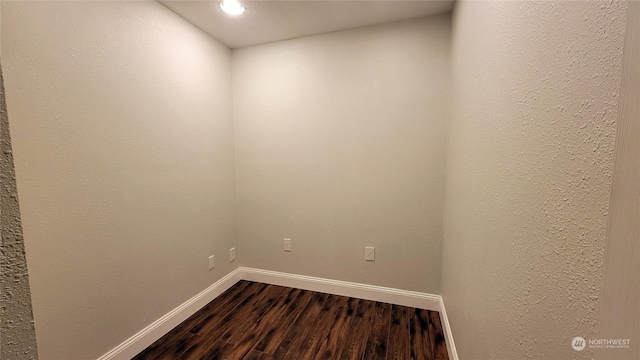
1;2;238;359
596;2;640;359
0;63;38;359
442;1;626;359
232;15;450;293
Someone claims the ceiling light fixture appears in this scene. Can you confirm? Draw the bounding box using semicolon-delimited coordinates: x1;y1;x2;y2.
220;0;245;15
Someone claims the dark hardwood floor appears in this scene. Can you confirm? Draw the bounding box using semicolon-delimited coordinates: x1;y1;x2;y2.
133;281;449;360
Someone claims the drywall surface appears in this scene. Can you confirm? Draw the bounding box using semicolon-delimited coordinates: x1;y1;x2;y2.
232;15;450;293
442;1;625;359
0;63;38;359
1;2;238;359
596;2;640;360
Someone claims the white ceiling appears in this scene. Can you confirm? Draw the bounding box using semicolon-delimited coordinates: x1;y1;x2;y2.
159;0;454;49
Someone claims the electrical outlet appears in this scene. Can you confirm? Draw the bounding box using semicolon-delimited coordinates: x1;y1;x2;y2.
230;247;236;262
284;238;292;252
208;254;215;269
365;247;375;261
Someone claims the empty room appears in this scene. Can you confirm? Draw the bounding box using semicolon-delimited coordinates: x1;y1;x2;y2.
0;0;638;359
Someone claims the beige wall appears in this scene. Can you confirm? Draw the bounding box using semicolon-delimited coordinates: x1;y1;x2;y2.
232;15;450;293
1;2;238;359
442;1;626;359
596;2;640;359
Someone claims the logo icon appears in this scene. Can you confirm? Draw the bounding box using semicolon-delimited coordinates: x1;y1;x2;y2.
572;337;586;351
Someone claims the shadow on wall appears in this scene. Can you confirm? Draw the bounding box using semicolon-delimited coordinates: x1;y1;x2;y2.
0;63;39;359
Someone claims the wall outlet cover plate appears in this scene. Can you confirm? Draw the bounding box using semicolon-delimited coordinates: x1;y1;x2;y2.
365;246;375;261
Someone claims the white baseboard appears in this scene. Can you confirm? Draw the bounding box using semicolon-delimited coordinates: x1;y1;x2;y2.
438;296;459;360
240;267;441;311
97;267;242;360
97;267;458;360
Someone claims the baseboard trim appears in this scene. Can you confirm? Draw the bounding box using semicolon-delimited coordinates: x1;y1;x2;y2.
96;267;242;360
97;267;458;360
240;267;441;311
438;296;459;360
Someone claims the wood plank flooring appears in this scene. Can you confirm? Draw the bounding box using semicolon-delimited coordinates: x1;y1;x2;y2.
133;281;449;360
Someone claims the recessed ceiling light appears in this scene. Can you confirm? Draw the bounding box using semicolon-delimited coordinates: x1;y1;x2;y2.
220;0;245;15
